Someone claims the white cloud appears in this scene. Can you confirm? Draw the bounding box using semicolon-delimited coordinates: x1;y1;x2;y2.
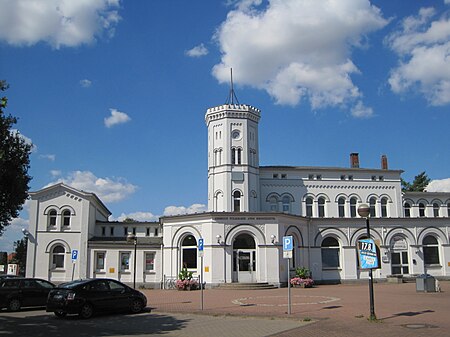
426;178;450;192
0;0;121;49
112;212;159;222
80;79;92;88
163;204;207;216
50;170;61;177
104;108;131;128
39;154;56;161
47;170;137;203
386;6;450;106
213;0;387;116
351;100;374;118
185;43;209;57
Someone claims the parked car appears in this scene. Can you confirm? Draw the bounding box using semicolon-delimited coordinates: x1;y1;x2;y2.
46;278;147;319
0;275;20;280
0;277;55;311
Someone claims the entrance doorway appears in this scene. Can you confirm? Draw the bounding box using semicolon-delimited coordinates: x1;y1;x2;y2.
232;234;256;283
390;236;409;275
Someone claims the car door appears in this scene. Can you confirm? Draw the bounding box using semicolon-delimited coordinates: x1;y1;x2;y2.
106;280;132;311
87;280;111;311
20;279;41;307
34;280;55;306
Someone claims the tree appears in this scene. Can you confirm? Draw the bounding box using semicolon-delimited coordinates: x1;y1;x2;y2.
10;238;27;276
402;171;431;192
0;81;32;236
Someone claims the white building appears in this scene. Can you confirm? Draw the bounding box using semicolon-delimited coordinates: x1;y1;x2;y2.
25;97;450;287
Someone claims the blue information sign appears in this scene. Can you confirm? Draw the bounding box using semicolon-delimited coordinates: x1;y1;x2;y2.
71;249;78;261
358;239;379;269
283;236;293;251
198;238;204;252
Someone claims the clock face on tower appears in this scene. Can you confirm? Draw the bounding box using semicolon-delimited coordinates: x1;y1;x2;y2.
232;130;241;140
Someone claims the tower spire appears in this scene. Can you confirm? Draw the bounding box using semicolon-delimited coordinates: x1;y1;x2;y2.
225;68;240;105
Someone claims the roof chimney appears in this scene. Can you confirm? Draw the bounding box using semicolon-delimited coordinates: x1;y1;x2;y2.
350;153;359;168
381;154;388;170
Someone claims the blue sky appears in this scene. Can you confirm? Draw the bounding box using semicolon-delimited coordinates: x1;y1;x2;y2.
1;0;449;252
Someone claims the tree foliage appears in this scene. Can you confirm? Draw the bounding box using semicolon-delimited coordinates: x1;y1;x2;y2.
401;171;431;192
10;238;27;276
0;81;32;236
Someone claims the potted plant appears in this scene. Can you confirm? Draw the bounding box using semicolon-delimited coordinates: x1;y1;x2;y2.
176;267;198;290
290;267;314;288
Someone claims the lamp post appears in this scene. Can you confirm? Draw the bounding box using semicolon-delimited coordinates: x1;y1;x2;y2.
126;233;137;289
357;203;376;321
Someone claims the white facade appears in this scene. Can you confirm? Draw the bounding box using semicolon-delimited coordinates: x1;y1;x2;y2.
25;99;450;288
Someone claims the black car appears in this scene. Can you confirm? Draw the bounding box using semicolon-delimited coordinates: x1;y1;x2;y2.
0;277;55;311
46;278;147;319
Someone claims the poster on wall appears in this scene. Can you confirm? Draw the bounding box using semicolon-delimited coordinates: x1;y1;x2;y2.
357;239;379;269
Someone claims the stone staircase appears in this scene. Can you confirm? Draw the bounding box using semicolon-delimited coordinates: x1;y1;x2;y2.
215;282;277;290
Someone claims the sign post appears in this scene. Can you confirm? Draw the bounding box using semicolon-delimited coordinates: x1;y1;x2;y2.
198;238;204;310
71;249;78;281
283;236;293;315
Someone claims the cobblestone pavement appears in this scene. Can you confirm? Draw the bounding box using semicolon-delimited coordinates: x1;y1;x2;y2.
143;281;450;337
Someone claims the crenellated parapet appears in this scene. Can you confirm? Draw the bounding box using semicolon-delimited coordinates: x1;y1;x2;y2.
205;104;261;125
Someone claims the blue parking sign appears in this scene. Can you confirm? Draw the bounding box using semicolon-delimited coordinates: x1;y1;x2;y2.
283;236;293;251
198;238;204;252
71;249;78;261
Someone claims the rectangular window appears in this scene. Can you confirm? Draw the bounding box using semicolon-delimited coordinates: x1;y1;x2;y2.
273;174;279;179
281;174;287;179
110;227;115;236
95;252;105;271
340;175;346;180
424;247;440;265
145;252;155;271
132;227;136;235
124;227;128;236
120;252;130;271
146;228;150;236
316;174;322;180
154;228;158;236
308;174;314;180
348;175;353;180
101;226;106;236
321;248;340;268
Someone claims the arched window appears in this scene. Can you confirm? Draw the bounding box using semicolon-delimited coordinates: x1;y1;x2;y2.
338;197;345;218
350;197;357;218
269;196;278;212
305;197;313;217
447;203;450;216
52;245;65;269
404;202;411;217
282;195;291;213
237;148;242;164
369;197;376;217
233;191;241;212
181;235;197;269
419;203;426;217
381;198;388;218
433;203;440;217
48;209;57;227
231;148;236;165
318;197;326;218
321;237;340;268
62;210;71;227
423;235;440;265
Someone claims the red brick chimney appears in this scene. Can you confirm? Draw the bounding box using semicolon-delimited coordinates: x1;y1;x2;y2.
350;153;359;168
381;154;388;170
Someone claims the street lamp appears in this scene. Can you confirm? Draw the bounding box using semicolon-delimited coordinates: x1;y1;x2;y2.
357;203;376;321
126;233;137;289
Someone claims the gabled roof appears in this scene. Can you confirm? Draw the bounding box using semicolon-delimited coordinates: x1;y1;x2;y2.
29;183;111;216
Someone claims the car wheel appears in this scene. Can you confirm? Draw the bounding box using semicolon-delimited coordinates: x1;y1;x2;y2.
130;299;144;314
54;310;67;318
8;299;21;312
79;303;94;319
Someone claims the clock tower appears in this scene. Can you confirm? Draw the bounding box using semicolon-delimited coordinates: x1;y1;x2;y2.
205;101;261;212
